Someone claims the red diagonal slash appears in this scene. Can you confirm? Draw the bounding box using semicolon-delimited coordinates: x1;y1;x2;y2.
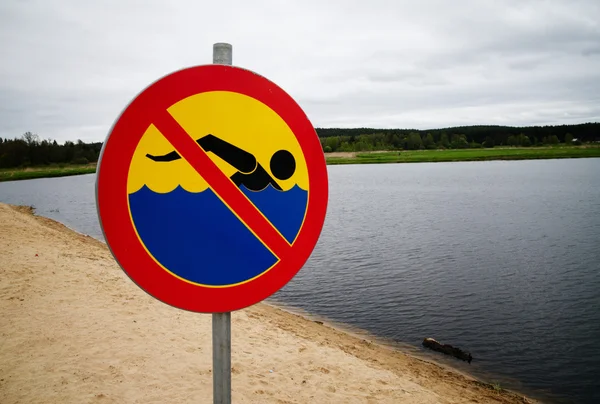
152;111;292;260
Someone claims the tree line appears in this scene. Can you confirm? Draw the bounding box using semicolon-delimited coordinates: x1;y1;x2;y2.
0;122;598;168
316;122;599;152
0;132;102;168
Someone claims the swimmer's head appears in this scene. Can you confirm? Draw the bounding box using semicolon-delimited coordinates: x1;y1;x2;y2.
270;150;295;180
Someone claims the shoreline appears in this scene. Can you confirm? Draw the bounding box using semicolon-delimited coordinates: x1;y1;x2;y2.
264;300;548;402
0;202;541;403
1;146;599;182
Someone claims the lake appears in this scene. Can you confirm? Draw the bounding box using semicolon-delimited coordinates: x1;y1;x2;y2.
1;158;599;403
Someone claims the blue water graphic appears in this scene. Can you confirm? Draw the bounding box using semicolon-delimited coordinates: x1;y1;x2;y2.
128;184;307;286
241;184;308;243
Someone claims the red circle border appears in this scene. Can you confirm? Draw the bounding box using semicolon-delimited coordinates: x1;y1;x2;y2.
96;65;328;313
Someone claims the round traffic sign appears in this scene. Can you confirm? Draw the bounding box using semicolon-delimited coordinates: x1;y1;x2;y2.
96;64;328;313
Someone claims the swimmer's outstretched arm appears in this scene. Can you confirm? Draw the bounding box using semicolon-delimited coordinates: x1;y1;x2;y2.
146;150;181;161
146;134;257;174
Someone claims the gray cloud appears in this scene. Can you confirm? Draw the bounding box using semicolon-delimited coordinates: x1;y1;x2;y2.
0;0;599;143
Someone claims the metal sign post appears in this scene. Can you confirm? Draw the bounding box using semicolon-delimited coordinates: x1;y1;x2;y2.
96;38;328;404
212;311;231;404
212;42;233;404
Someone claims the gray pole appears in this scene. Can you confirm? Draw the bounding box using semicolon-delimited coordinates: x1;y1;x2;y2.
212;311;231;404
213;42;233;65
212;43;232;404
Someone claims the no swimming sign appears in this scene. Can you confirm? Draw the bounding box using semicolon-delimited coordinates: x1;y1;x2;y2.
96;63;328;313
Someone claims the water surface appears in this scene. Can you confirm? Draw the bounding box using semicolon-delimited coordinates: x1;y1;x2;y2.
1;159;599;403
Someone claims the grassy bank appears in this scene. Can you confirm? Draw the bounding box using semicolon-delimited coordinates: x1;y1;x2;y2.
0;164;97;182
326;146;600;165
1;146;598;182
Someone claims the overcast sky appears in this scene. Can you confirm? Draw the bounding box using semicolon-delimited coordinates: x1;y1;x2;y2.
1;0;599;143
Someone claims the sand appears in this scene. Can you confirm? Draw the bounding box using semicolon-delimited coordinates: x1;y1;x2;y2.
0;203;537;404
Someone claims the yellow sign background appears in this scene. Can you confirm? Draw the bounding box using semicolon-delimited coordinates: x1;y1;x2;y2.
127;91;309;194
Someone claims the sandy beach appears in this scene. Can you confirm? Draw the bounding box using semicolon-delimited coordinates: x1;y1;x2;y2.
0;202;537;403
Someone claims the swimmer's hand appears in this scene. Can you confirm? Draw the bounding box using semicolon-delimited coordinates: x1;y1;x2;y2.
146;151;181;162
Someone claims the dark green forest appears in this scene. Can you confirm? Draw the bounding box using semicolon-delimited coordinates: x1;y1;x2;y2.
0;132;102;168
316;122;599;152
0;123;598;169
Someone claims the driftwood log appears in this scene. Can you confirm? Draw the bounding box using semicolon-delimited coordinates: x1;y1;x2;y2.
422;338;473;363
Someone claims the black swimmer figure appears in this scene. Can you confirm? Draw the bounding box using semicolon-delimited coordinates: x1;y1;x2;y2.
146;134;296;191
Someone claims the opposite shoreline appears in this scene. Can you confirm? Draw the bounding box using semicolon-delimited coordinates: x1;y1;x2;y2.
1;146;599;182
0;202;541;403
